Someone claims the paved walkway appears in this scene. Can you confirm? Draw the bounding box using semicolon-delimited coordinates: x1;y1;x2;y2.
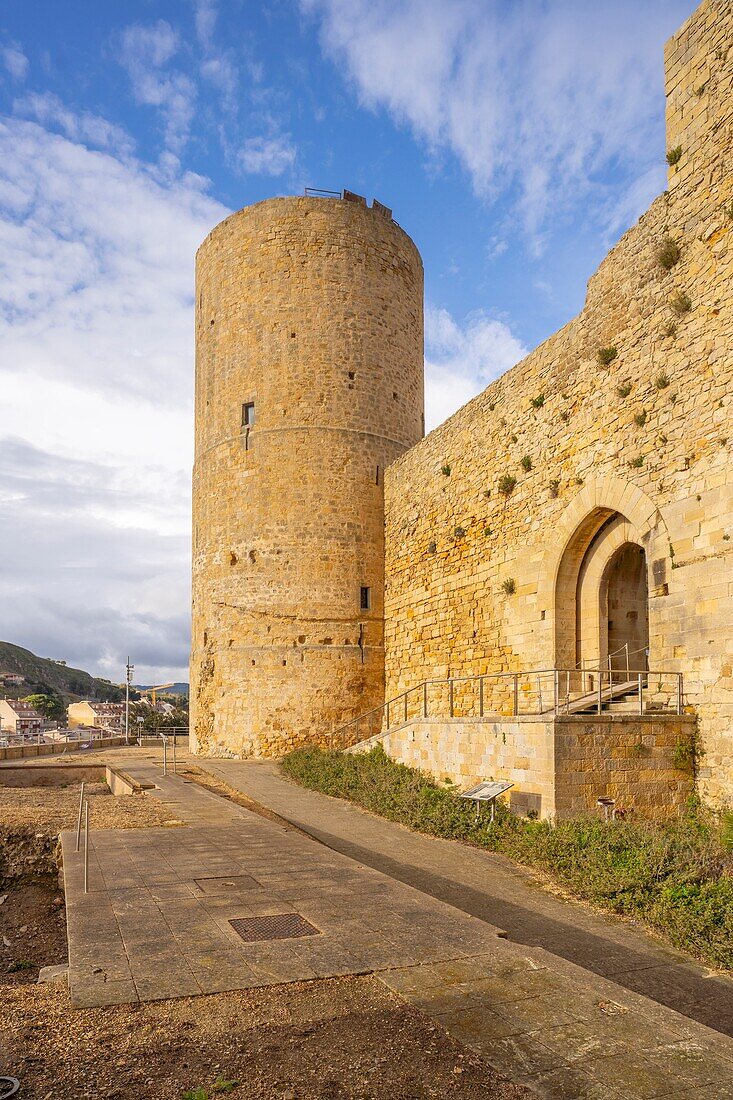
198;759;733;1039
60;757;733;1098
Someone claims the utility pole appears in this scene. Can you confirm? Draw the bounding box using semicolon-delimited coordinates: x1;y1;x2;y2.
125;656;134;745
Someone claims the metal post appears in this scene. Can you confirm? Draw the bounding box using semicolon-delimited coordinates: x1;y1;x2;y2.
513;674;519;716
124;656;133;746
162;735;167;776
83;802;89;894
172;733;177;774
385;701;390;730
404;692;408;723
449;679;454;718
625;643;630;680
479;677;484;718
638;673;643;716
75;781;85;853
554;670;559;714
597;672;602;715
677;674;683;715
423;681;428;718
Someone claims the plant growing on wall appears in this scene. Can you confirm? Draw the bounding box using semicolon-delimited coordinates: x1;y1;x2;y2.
616;382;632;398
441;464;451;476
656;238;681;270
560;410;570;422
655;372;670;389
597;346;618;366
530;393;545;409
520;455;533;471
428;541;437;554
664;322;677;338
666;145;682;166
498;474;517;496
634;409;647;427
629;455;644;468
549;479;560;498
501;578;516;596
453;526;466;539
484;527;492;536
671;290;692;315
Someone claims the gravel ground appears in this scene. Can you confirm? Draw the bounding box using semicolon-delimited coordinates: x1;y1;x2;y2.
0;967;527;1099
0;781;183;834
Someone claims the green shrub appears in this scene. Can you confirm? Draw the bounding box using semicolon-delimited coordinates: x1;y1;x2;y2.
671;290;692;315
520;455;533;471
549;479;560;498
597;346;618;366
629;455;644;469
616;382;632;398
281;747;733;969
530;393;545;409
441;464;451;476
666;145;682;166
498;474;517;496
501;577;516;595
655;372;670;389
657;238;680;270
634;409;647;427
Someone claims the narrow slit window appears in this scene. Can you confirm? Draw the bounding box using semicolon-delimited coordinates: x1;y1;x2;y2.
242;402;255;428
360;586;371;611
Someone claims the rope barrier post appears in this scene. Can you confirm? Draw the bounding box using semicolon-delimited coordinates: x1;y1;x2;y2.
83;801;89;894
404;691;408;723
423;681;428;718
677;673;683;715
479;676;484;718
172;732;177;774
75;781;85;853
638;672;644;716
513;674;519;716
449;679;454;718
162;735;167;776
597;673;603;715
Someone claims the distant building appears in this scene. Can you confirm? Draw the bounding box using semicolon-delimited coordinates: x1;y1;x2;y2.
0;699;44;736
67;701;124;731
0;673;26;688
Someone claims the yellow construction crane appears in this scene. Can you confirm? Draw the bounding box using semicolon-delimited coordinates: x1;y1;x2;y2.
141;683;174;706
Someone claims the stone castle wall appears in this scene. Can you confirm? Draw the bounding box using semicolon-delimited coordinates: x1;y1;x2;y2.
383;0;733;806
191;196;423;757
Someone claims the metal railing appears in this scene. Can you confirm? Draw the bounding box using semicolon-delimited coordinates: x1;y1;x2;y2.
330;664;684;751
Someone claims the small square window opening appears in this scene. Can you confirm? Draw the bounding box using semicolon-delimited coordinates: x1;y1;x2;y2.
360;586;371;611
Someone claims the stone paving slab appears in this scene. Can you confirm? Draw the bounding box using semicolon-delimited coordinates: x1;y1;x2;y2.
62;764;504;1009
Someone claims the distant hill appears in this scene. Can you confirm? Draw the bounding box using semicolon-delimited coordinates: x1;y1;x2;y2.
0;641;124;702
136;683;189;696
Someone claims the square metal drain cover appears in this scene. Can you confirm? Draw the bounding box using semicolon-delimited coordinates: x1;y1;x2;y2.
229;913;321;943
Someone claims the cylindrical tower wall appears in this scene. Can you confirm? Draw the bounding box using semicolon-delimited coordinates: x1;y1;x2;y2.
191;195;424;756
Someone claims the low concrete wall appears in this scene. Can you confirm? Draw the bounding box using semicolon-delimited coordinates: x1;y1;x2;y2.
0;736;126;762
105;765;155;796
351;714;696;819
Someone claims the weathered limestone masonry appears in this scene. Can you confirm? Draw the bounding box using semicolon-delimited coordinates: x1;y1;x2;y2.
384;0;733;807
191;195;423;757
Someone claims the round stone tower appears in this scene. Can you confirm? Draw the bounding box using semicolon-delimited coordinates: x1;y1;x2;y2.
190;193;424;757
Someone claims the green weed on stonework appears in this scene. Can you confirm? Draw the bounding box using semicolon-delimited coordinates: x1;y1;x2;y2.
281;746;733;971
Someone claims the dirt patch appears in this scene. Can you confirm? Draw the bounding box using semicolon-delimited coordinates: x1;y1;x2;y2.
0;975;527;1099
0;764;106;788
0;878;67;986
0;781;184;835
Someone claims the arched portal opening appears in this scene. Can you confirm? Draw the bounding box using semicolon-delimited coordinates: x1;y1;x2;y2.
555;508;650;677
602;543;649;673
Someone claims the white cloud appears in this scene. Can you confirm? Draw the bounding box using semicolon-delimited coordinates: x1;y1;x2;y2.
1;40;29;82
13;92;135;156
119;20;196;153
194;0;239;105
0;112;228;680
302;0;692;241
237;134;296;176
424;306;526;431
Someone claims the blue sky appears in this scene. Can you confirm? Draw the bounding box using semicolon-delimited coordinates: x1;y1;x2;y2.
0;0;694;682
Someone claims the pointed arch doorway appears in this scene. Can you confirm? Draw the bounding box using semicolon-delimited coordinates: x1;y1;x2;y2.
555;509;649;678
